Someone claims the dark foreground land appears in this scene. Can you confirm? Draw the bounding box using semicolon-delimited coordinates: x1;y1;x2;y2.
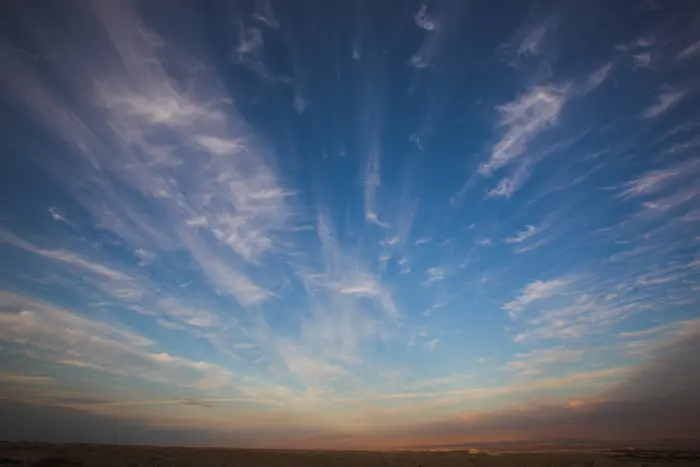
1;442;700;467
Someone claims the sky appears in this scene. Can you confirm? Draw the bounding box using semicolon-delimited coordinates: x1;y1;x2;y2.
0;0;700;449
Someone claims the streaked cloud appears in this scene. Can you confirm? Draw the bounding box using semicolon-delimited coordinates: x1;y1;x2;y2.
480;85;570;175
503;278;571;318
505;225;537;243
641;88;686;119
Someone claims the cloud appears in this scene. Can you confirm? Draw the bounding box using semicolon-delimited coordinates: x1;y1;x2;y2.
579;63;613;94
193;135;249;156
485;164;532;199
641;89;686;119
0;292;234;390
8;0;300;311
503;278;571;318
604;318;700;403
252;0;279;29
618;161;699;199
480;85;570;175
677;39;700;60
279;343;344;382
363;141;386;227
509;269;678;343
350;326;700;448
633;52;652;68
426;267;447;283
0;373;56;385
414;4;439;31
0;228;147;301
516;23;551;57
503;347;583;378
640;185;700;215
425;338;439;351
48;207;70;224
505;225;537;243
408;1;466;69
314;213;398;318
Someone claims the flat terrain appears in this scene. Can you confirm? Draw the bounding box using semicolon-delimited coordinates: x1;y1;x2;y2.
1;442;700;467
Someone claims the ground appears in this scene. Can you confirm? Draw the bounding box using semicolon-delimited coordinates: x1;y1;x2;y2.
2;443;700;467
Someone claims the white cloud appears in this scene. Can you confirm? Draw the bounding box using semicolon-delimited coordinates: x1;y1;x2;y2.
134;248;155;264
640;185;700;215
48;207;70;223
503;278;571;318
633;52;651;68
517;23;550;57
408;1;450;69
677;39;700;60
181;233;270;306
235;25;264;57
641;89;686;119
619;166;688;199
279;343;343;382
426;267;447;283
414;4;438;31
0;373;56;385
194;135;248;156
1;0;296;312
0;292;233;390
504;347;583;378
157;297;218;329
0;228;146;302
505;225;537;243
313;214;398;318
475;237;492;246
514;236;550;254
363;141;386;226
480;85;570;175
579;63;613;94
486;161;533;199
425;338;440;351
252;0;279;29
511;274;662;343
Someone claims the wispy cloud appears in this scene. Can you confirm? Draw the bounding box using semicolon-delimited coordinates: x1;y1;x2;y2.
409;3;440;68
363;130;386;227
48;207;71;224
425;338;440;351
414;4;438;31
677;39;700;60
1;0;293;310
426;267;447;284
504;347;583;378
618;161;698;199
516;22;552;57
413;237;431;246
579;63;613;94
252;0;279;29
475;237;492;247
503;278;571;319
480;85;570;175
641;88;686;119
0;228;145;300
0;292;233;390
505;225;537;243
0;373;56;385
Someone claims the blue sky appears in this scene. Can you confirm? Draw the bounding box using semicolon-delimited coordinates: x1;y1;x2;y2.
1;0;700;448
